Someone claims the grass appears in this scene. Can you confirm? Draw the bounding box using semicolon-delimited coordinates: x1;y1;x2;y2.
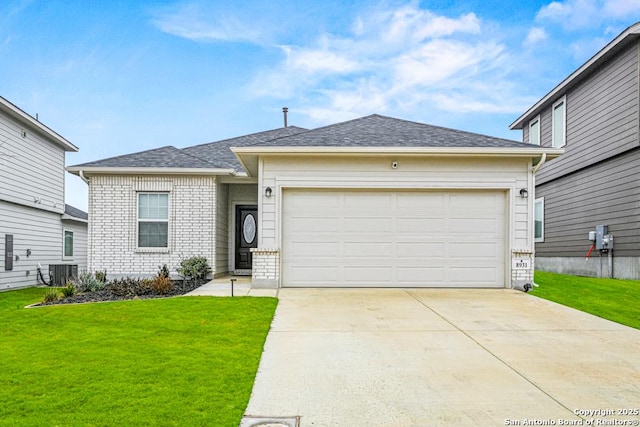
0;287;277;427
532;271;640;329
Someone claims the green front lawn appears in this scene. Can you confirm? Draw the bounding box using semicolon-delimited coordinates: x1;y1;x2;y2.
0;288;277;427
532;271;640;329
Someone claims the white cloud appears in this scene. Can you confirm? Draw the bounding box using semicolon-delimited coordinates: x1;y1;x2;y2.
524;27;548;46
248;3;521;125
150;2;265;44
536;0;638;30
602;0;640;18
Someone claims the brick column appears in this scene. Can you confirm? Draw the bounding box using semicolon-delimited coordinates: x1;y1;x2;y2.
250;248;279;288
511;249;534;290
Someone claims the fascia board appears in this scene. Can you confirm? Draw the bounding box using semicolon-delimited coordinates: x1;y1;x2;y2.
0;97;78;152
66;166;237;176
231;146;564;176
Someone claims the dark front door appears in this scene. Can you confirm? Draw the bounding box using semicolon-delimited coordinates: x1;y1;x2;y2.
235;205;258;270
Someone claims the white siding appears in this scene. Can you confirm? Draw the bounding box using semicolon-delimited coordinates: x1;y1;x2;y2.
256;154;533;288
215;182;229;275
88;175;216;277
1;201;86;290
0;113;65;214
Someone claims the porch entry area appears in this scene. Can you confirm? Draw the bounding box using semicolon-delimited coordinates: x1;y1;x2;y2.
234;205;257;275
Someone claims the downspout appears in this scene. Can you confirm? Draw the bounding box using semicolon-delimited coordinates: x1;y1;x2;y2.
532;153;547;174
79;170;89;184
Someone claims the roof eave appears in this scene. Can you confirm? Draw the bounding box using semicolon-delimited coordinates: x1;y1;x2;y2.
510;21;640;130
66;166;238;176
0;97;79;152
61;214;88;223
232;146;564;176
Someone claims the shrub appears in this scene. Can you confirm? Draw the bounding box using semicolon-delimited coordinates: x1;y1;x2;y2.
177;256;211;285
42;288;60;303
151;276;174;295
108;277;153;297
157;264;170;279
94;270;107;283
61;282;76;297
74;272;106;293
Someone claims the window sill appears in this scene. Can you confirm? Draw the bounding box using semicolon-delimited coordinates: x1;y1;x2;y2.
135;247;170;254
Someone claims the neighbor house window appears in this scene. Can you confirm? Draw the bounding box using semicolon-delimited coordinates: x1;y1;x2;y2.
534;197;544;243
63;230;74;257
529;116;540;145
552;97;566;148
138;193;169;248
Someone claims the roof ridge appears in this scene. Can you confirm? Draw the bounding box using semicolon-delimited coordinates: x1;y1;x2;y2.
183;126;307;150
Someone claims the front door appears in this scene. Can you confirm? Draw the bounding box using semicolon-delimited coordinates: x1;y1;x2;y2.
235;205;258;270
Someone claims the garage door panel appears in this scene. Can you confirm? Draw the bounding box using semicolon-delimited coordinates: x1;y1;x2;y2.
290;216;339;232
282;190;506;288
289;241;340;257
343;242;393;257
397;193;445;209
449;266;500;286
344;193;392;209
449;241;502;258
396;217;445;233
397;267;445;283
344;267;393;282
343;217;393;232
396;241;446;257
449;217;502;234
289;266;339;283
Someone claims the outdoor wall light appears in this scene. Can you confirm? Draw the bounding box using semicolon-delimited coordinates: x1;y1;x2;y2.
519;188;529;198
265;187;273;198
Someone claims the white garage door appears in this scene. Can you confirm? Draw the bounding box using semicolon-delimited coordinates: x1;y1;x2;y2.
282;189;506;288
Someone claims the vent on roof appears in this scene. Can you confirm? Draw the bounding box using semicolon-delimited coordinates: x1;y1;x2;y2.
283;107;288;128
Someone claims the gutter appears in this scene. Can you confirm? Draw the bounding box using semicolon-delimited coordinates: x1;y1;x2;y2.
532;153;547;173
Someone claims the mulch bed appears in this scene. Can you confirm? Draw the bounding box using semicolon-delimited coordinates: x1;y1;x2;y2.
37;281;204;306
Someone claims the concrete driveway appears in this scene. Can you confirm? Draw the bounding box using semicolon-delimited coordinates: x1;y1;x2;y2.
242;289;640;427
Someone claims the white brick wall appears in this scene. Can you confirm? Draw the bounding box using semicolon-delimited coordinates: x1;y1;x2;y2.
512;249;534;287
250;248;279;288
88;175;216;278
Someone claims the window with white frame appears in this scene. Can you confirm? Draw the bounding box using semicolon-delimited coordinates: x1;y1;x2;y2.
529;116;540;145
534;197;544;243
138;193;169;248
63;230;74;257
552;97;566;148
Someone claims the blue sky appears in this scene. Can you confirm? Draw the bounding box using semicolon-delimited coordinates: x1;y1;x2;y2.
1;0;639;211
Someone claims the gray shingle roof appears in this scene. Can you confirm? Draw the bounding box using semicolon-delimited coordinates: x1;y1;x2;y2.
69;114;533;174
64;204;88;220
71;146;215;169
253;115;528;148
182;126;307;169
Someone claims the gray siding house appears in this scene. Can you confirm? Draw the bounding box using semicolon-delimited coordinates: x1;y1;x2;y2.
510;22;640;279
0;96;87;290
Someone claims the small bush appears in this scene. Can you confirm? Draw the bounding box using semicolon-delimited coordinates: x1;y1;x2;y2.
74;272;106;293
42;288;60;303
108;277;153;297
94;270;107;283
177;256;211;285
61;283;76;297
151;276;174;295
157;264;170;279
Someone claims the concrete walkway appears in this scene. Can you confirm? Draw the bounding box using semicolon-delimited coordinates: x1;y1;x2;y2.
243;288;640;427
185;276;277;297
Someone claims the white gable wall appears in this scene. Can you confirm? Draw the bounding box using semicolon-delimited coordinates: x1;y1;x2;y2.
253;154;534;288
